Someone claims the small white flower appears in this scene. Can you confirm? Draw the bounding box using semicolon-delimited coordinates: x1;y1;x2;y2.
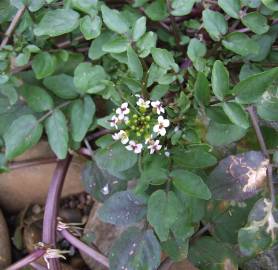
147;140;162;154
151;101;165;115
137;98;150;109
116;102;130;120
153;116;170;136
126;140;143;154
112;130;129;144
110;115;119;129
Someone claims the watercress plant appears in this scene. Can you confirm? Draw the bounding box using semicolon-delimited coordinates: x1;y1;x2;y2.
1;0;278;269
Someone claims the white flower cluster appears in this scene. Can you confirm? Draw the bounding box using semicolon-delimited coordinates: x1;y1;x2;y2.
109;97;170;155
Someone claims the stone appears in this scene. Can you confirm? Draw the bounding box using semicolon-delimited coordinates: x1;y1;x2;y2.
170;260;199;270
0;209;11;268
0;141;85;213
81;203;124;270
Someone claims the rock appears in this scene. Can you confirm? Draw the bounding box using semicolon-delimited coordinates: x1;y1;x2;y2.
0;209;11;268
170;260;199;270
81;203;124;270
242;244;278;270
0;141;85;213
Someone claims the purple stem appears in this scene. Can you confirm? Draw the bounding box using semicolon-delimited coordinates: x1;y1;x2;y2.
60;229;109;268
8;157;57;170
86;129;111;141
42;155;72;270
6;249;45;270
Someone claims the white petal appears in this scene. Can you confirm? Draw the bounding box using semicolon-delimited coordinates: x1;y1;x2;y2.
121;137;129;144
156;144;162;151
126;145;133;151
163;119;170;127
159;128;166;136
153;125;159;133
121;102;128;108
116;108;121;115
157;116;164;123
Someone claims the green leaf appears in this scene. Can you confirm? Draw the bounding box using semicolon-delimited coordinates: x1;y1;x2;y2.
257;89;278;121
189;237;238;270
262;0;278;10
233;67;278;104
95;142;137;175
98;191;146;226
171;169;211;200
172;147;217;169
132;16;146;41
205;199;255;244
150;84;169;100
88;31;114;60
206;121;247;146
71;0;98;16
70;96;95;142
242;12;269;35
127;46;143;80
202;9;228;41
222;102;249;129
45;110;69;159
194;72;210;106
187;38;207;62
80;15;102;40
102;36;129;53
73;63;107;94
109;227;161;270
151;47;178;71
207;151;268;201
211;60;230;101
171;0;196;16
21;84;54;112
147;190;180;241
238;226;272;257
32;52;56;80
43;74;79;99
101;5;129;34
82;161;127;202
144;0;169;21
218;0;240;19
136;31;157;58
0;84;18;105
34;9;80;37
4;115;43;161
15;51;30;67
222;32;259;56
241;0;261;8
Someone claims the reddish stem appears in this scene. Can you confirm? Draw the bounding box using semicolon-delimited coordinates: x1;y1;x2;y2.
42;155;72;270
6;249;45;270
8;157;57;170
60;228;110;268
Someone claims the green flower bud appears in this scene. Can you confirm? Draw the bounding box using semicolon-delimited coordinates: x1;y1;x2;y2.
136;131;141;137
131;125;136;130
132;114;138;119
146;115;151;121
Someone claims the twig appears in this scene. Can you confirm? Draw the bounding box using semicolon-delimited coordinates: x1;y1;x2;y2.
0;5;26;49
190;223;211;243
42;155;72;270
8;157;57;170
6;249;45;270
59;228;109;268
247;106;276;206
247;106;269;158
158;257;174;270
